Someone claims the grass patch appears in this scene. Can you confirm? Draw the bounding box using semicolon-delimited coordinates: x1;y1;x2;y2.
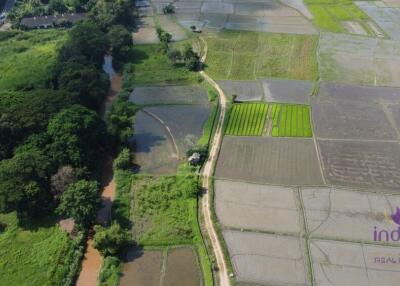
225;102;268;136
204;30;318;81
111;166;213;285
123;44;198;87
131;167;198;246
0;30;66;91
305;0;371;33
0;212;82;286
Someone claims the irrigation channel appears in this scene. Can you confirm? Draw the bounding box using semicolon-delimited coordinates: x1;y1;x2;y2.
75;66;122;286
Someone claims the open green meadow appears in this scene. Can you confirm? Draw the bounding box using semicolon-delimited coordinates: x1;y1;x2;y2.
0;213;79;286
204;30;318;81
225;103;312;137
0;30;66;91
305;0;371;33
123;44;198;87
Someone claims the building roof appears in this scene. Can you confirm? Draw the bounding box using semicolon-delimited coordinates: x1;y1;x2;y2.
21;13;86;28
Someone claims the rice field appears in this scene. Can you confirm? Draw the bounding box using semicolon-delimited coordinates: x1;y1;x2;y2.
271;103;312;137
225;103;312;137
225;103;268;136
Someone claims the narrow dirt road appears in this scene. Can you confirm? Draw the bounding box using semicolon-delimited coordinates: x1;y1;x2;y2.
200;70;230;286
75;74;121;286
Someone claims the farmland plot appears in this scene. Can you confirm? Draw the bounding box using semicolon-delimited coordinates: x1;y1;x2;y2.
132;17;159;44
262;78;313;104
164;248;201;286
218;79;313;103
217;80;264;102
225;103;268;136
356;1;400;40
120;247;201;286
319;33;400;87
302;187;400;242
216;137;324;185
311;240;400;286
165;0;316;34
304;0;372;34
318;139;400;189
311;98;399;140
129;85;209;105
120;249;163;286
132;105;210;174
223;230;308;285
225;103;312;137
215;180;302;234
205;31;318;81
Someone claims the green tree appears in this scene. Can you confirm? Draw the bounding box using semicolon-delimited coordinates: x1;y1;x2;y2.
106;94;137;148
60;21;108;65
47;105;106;167
58;61;109;109
49;0;68;14
0;89;77;159
93;223;130;256
56;180;101;226
0;146;53;214
107;25;132;66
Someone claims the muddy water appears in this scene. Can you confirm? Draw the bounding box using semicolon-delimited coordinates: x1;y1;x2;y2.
75;74;121;286
164;248;201;286
119;249;163;286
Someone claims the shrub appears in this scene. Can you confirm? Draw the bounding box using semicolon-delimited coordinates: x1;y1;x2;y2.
93;223;130;256
113;148;132;170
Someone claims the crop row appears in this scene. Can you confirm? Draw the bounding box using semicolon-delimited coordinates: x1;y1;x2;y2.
225;103;268;136
271;104;312;137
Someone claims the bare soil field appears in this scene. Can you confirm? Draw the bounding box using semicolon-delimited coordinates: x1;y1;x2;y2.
319;33;400;87
129;85;209;105
215;180;302;233
217;80;264;102
133;105;210;174
217;79;313;103
261;79;313;104
163;0;316;34
215;136;324;186
120;249;162;286
310;240;400;286
223;230;308;285
302;187;400;242
132;17;159;44
311;98;399;140
355;1;400;40
157;15;188;41
317;82;400;104
317;139;400;189
164;248;201;286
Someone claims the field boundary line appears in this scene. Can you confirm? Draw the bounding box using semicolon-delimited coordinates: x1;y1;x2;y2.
141;109;180;158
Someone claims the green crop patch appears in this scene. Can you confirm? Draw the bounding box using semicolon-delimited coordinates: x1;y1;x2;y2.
305;0;371;34
226;103;269;136
226;102;312;137
270;103;313;137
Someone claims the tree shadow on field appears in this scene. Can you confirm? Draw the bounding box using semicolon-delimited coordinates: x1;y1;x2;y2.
129;132;166;154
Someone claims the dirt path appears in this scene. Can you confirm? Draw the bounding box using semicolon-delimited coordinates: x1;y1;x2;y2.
198;36;230;286
75;74;121;286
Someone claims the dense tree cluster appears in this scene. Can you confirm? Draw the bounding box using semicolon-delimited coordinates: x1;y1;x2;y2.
0;1;134;225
